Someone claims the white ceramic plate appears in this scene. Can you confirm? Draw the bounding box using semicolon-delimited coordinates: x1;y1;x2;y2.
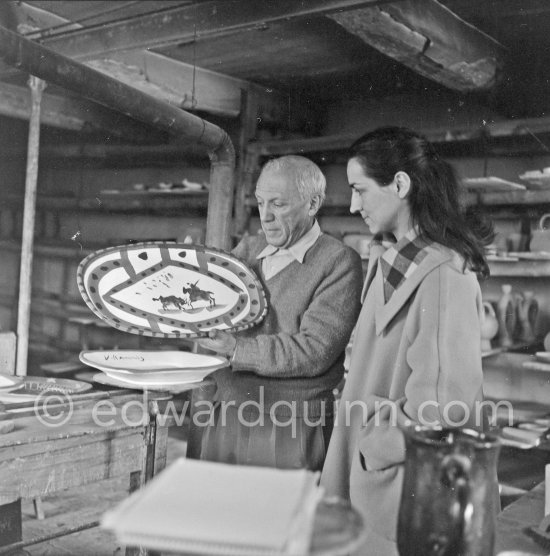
519;170;550;188
77;242;268;339
463;177;526;191
535;351;550;363
92;372;209;392
486;255;520;262
0;377;92;396
522;360;550;372
101;370;208;386
79;350;228;374
0;375;23;391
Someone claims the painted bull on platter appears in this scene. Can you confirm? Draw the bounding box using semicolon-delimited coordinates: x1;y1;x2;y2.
152;294;191;311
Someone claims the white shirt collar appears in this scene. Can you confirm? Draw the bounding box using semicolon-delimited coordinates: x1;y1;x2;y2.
257;220;321;263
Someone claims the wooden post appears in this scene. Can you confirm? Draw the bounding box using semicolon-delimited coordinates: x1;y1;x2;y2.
15;76;45;376
233;88;260;240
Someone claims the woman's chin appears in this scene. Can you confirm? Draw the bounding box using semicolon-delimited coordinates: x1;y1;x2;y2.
364;221;377;234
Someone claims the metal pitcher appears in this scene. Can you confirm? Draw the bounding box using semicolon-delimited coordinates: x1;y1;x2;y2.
397;426;501;556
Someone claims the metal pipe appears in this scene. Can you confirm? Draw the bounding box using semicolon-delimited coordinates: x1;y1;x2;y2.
0;24;235;250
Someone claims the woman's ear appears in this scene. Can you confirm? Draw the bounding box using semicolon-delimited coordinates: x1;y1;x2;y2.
308;195;322;216
394;171;411;199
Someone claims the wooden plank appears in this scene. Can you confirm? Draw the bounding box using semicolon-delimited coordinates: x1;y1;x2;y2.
15;76;44;377
0;82;166;142
103;50;286;120
328;0;504;91
489;260;550;278
247;114;550;157
17;1;387;57
10;0;330;120
0;434;146;503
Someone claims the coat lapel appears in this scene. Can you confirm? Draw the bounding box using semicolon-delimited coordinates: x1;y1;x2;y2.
361;241;386;302
374;246;454;336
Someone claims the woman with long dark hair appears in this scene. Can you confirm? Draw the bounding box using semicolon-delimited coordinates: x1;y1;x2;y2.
321;126;496;555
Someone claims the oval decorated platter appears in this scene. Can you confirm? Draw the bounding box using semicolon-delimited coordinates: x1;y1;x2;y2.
77;242;268;338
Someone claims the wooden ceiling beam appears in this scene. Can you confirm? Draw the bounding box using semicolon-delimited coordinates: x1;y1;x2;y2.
88;51;285;120
0;81;166;142
16;1;390;56
10;1;304;120
440;0;550;20
328;0;505;92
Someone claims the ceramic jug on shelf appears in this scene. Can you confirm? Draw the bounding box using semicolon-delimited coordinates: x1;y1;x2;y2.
530;213;550;253
397;427;501;556
480;302;499;352
516;290;538;344
496;284;517;347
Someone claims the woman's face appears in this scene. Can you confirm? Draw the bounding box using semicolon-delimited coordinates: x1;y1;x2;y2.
347;157;403;236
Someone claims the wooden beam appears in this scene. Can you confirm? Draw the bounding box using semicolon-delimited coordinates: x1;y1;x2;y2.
17;1;391;56
328;0;505;92
441;0;550;20
14;1;375;121
16;76;44;376
247;114;550;158
90;51;286;120
0;142;209;165
0;81;166;142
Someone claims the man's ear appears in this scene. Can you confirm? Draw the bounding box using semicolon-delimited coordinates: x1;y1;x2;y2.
308;195;322;216
394;171;411;200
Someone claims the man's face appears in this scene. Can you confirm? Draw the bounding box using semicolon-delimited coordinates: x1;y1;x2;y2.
255;169;313;248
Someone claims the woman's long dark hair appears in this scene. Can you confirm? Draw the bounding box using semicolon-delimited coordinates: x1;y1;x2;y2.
350;126;494;278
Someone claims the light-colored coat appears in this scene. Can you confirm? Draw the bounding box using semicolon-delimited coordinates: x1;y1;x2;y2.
321;242;489;555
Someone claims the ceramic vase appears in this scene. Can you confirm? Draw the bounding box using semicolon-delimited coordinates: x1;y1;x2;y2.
480;302;499;352
516;290;538;344
497;284;517;347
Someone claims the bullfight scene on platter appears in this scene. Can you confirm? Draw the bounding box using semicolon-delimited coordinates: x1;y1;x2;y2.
77;241;267;338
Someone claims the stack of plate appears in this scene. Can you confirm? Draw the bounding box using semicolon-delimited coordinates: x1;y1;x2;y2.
79;350;229;390
522;351;550;372
0;374;23;393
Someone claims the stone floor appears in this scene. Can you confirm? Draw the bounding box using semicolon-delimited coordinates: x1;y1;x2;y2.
20;425;188;556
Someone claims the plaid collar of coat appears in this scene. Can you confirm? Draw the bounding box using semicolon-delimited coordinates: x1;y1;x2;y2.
377;229;433;304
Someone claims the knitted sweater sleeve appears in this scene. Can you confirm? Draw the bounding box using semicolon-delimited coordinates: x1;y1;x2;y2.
231;246;363;378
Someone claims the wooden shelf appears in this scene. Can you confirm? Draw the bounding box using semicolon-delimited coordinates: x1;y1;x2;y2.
0;239;97;258
244;184;550;211
489;259;550;277
2;191;209;214
471;189;550;207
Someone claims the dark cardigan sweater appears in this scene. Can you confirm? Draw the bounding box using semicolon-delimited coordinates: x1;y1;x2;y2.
211;232;363;417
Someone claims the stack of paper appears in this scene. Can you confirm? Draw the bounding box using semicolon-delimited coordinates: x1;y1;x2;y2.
102;458;323;555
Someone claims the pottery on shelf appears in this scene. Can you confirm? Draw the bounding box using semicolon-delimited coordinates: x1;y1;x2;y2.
497;284;517;347
516;290;539;344
530;213;550;253
480;301;499;352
